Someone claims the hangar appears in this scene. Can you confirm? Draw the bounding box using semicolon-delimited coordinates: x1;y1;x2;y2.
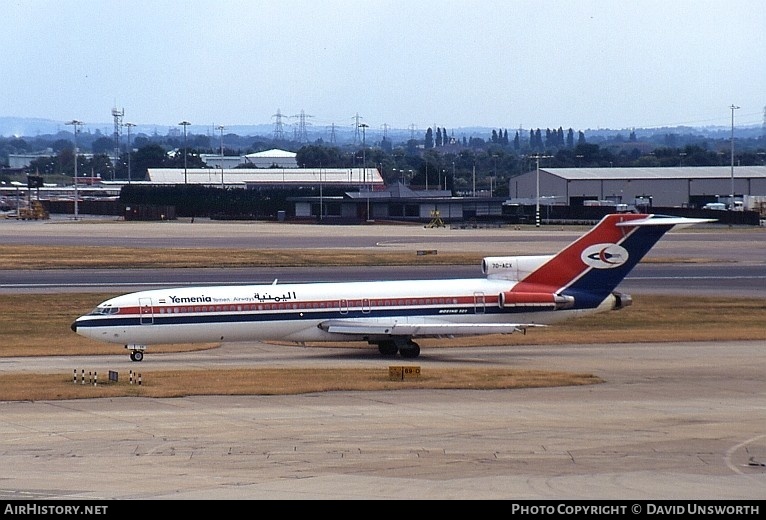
243;149;298;168
509;166;766;208
200;149;299;169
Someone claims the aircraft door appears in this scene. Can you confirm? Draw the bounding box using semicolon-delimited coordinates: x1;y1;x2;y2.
139;297;154;325
339;298;349;315
473;292;486;314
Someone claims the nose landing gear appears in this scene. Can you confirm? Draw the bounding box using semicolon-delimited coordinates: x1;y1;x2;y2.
126;345;146;362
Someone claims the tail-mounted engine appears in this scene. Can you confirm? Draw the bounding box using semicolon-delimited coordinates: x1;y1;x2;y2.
611;291;632;310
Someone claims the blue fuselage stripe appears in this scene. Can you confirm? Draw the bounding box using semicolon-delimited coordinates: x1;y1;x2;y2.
75;303;562;330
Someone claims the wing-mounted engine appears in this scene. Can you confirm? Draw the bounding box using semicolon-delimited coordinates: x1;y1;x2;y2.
481;255;553;281
498;291;575;310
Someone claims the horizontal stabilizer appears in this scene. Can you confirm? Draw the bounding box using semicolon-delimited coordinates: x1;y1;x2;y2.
616;215;716;229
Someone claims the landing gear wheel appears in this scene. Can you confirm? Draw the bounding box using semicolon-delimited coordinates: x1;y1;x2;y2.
130;351;144;362
399;341;420;359
378;341;398;357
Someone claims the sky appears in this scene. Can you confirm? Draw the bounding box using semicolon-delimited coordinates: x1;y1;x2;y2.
2;0;765;136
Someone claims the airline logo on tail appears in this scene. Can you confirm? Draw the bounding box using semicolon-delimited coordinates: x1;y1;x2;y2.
581;243;629;269
512;213;646;292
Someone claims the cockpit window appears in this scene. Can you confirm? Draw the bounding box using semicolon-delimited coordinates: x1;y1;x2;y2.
88;306;120;315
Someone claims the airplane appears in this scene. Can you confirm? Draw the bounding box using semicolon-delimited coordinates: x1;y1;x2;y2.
71;213;712;362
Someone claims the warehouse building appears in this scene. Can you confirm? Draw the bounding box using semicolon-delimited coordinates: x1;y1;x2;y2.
200;148;299;169
509;166;766;208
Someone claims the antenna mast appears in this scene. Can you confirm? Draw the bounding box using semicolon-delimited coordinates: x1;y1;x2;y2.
111;106;124;179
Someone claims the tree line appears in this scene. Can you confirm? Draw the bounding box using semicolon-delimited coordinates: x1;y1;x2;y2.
2;125;764;199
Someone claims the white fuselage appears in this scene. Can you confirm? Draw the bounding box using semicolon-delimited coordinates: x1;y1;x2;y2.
73;277;612;347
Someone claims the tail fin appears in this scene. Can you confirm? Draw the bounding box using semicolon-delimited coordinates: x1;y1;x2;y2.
510;214;712;309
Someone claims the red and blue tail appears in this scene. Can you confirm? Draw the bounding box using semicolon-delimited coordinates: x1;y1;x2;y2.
508;214;709;309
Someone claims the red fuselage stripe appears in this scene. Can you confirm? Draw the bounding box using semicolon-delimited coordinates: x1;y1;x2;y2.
115;294;499;315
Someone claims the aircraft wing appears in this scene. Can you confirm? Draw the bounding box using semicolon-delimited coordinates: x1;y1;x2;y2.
318;319;545;337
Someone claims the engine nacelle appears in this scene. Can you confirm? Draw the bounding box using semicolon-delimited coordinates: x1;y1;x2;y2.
611;291;632;310
481;255;553;281
499;291;575;310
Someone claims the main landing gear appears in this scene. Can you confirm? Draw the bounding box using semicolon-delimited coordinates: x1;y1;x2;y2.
126;345;146;362
375;339;421;359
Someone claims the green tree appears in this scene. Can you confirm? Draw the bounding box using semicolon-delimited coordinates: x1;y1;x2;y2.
89;153;114;179
27;155;60;176
131;144;168;180
92;136;115;155
424;128;434;149
296;145;345;168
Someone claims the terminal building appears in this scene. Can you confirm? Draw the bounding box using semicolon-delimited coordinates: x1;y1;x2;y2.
143;166;384;190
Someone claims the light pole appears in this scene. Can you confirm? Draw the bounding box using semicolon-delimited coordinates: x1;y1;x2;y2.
217;124;225;160
729;104;739;209
358;123;369;221
358;122;368;177
536;156;540;226
217;125;225;186
66;119;83;219
178;121;190;184
123;122;135;184
533;154;553;227
452;161;455;194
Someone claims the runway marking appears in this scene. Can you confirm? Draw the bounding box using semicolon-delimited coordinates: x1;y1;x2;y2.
725;434;766;476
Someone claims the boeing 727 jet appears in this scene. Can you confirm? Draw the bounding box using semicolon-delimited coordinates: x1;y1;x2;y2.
71;213;711;361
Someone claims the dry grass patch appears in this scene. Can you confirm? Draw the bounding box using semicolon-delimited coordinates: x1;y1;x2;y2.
0;368;602;401
2;292;764;402
0;245;481;270
0;245;720;270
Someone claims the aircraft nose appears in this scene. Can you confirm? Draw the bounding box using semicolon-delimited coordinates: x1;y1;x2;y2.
70;321;78;333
